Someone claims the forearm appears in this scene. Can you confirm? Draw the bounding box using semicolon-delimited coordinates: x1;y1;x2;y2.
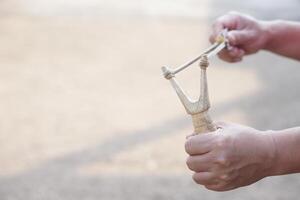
263;20;300;60
269;127;300;175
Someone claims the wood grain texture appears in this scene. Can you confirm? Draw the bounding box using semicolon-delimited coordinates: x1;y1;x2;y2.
162;55;217;134
192;111;216;134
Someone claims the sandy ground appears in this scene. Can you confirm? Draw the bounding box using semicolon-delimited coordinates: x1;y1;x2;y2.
0;0;300;199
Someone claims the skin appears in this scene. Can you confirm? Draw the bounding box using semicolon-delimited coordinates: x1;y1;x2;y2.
185;11;300;191
186;122;300;191
210;11;300;62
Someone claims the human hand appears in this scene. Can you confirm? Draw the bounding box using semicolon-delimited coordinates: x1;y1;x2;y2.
185;122;276;191
210;11;269;62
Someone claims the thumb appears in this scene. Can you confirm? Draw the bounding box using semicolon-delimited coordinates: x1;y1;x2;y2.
227;30;249;46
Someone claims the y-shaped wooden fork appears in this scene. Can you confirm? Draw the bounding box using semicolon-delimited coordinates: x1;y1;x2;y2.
161;30;228;134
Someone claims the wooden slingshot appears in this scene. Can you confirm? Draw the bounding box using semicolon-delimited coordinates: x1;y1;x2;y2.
161;30;228;134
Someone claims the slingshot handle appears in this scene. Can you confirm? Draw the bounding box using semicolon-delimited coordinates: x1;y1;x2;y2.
191;111;216;134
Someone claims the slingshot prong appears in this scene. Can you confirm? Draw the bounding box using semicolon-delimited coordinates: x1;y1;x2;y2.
162;30;228;134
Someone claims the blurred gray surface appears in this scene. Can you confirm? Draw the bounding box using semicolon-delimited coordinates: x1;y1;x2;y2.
0;0;300;199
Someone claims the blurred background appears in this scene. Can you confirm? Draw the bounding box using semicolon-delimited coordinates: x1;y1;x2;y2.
0;0;300;199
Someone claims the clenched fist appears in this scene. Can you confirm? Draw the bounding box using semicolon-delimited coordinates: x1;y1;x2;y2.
185;122;276;191
210;11;269;62
211;11;300;61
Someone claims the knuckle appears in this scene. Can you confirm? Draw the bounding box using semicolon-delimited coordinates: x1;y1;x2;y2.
185;138;193;154
219;174;231;182
186;156;194;169
215;154;231;167
192;173;202;184
216;135;232;149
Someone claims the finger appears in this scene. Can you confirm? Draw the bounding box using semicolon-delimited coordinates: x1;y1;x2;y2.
217;50;233;62
227;30;250;46
209;34;216;44
210;23;225;43
185;133;217;155
205;184;225;191
217;50;242;63
193;172;218;185
228;46;245;58
205;183;234;192
218;45;245;60
210;13;240;43
186;153;214;172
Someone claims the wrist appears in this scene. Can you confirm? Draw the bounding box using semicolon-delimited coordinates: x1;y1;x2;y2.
267;128;300;175
260;20;284;51
259;130;279;177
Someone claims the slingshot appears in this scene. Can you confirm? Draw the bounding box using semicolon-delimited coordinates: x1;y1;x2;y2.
161;30;228;134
